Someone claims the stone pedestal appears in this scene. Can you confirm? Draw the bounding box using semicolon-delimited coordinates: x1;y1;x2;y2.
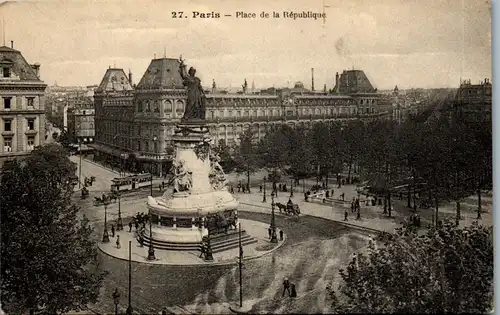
144;122;239;247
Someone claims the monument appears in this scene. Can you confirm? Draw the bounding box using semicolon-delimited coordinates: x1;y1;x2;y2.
142;57;256;253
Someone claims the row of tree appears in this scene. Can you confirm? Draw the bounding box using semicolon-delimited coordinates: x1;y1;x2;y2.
224;96;491;222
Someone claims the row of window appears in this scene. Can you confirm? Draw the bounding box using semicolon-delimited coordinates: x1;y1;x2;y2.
2;96;36;110
3;118;36;132
2;136;35;152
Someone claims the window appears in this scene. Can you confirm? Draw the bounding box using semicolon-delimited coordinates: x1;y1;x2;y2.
27;97;34;108
4;119;12;132
27;119;35;131
3;137;12;152
3;97;11;109
137;140;141;151
27;136;35;150
154;141;158;152
2;67;10;78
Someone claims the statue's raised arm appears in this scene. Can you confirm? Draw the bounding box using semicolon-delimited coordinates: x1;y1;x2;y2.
179;56;187;79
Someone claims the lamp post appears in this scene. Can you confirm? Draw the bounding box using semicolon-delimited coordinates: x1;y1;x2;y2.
78;139;82;188
270;191;278;243
112;288;120;315
147;207;156;260
262;176;267;203
116;191;123;231
290;178;293;198
102;197;110;243
126;241;133;315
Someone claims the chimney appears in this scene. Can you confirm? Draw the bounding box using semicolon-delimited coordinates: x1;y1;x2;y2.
31;63;41;78
10;41;13;49
128;69;133;85
311;68;315;91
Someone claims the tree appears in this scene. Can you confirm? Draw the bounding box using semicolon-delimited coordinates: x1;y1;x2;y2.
212;139;236;172
1;144;107;314
257;124;291;191
286;126;314;183
328;220;493;314
233;127;260;189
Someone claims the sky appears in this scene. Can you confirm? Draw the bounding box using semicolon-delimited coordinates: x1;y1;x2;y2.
0;0;492;90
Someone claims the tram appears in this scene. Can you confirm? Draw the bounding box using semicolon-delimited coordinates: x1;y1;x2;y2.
111;173;152;192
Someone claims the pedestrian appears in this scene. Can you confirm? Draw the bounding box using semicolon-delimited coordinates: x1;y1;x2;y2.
268;227;272;239
230;185;234;194
282;278;291;297
159;184;162;192
237;182;241;193
325;190;330;198
279;229;284;241
351;201;355;213
278;183;282;191
341;192;345;201
356;209;361;220
111;224;115;237
162;181;165;189
331;189;334;197
116;235;121;249
259;185;262;193
128;221;132;232
134;221;139;231
290;283;297;298
199;242;206;258
344;210;348;221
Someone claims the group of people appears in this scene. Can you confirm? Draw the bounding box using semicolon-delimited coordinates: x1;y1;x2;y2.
235;182;251;194
282;277;297;298
268;226;284;241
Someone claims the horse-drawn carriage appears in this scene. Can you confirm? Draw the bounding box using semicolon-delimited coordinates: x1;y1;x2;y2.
93;191;118;206
275;201;301;216
205;211;237;235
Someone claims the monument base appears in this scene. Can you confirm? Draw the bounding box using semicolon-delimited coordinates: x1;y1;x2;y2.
141;228;257;253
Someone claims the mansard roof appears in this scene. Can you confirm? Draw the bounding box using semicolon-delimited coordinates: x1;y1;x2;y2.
0;45;43;81
136;58;184;90
96;68;133;92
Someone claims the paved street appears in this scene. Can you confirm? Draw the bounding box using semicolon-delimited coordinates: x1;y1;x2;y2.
91;212;367;314
73;162;493;314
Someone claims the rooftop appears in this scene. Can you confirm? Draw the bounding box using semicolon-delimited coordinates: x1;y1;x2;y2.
96;68;133;92
136;58;184;90
0;45;44;82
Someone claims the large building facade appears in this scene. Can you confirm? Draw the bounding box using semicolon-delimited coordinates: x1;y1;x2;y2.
0;44;47;168
92;59;388;175
454;78;492;122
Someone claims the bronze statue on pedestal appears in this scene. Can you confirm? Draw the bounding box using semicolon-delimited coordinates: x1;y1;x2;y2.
179;56;206;121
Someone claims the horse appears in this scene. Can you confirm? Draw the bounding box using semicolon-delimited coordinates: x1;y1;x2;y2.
275;202;286;214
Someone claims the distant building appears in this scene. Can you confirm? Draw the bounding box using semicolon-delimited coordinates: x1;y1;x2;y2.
454;78;492;122
0;43;47;168
67;97;94;144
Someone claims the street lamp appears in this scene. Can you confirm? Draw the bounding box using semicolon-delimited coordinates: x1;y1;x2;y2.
147;208;156;261
78;139;82;188
290;178;293;198
102;197;110;243
112;288;120;315
270;191;278;243
262;176;267;203
116;191;123;231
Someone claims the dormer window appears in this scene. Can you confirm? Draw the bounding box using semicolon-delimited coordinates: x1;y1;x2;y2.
3;67;10;78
